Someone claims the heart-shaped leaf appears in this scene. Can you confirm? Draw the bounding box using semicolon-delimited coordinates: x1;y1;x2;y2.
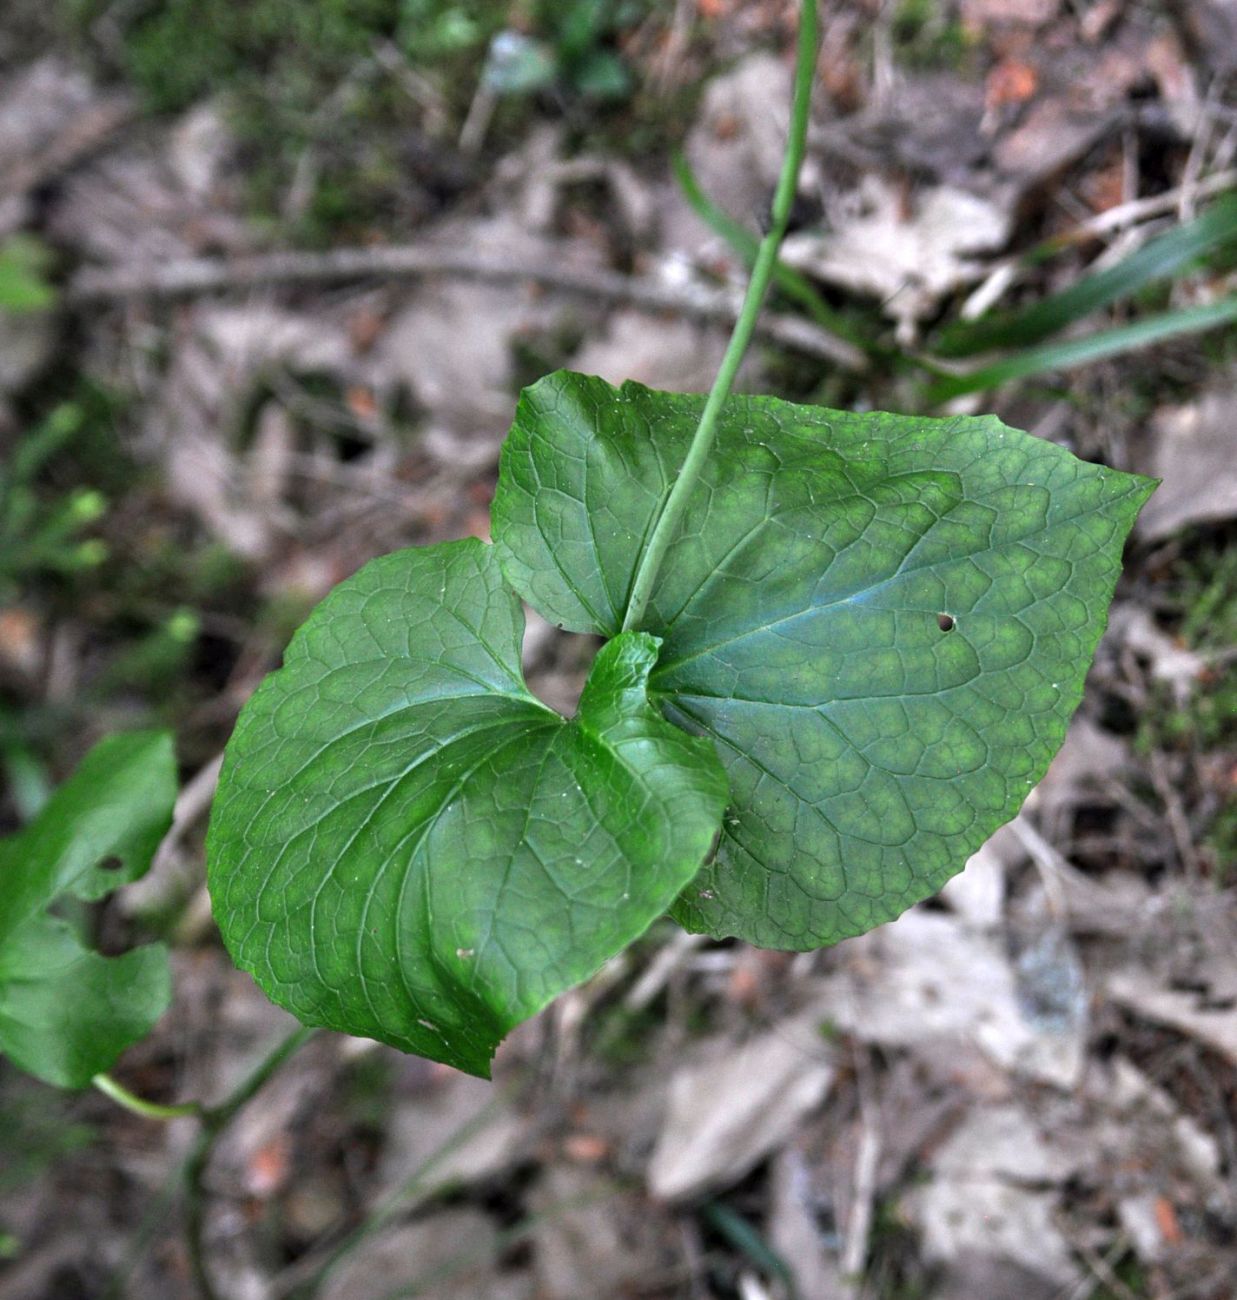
207;539;727;1077
0;731;176;1088
493;371;1156;948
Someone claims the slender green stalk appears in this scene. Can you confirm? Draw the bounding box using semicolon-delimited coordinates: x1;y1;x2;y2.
92;1072;203;1120
100;1026;316;1300
672;149;870;349
199;1026;317;1131
274;1092;511;1299
620;0;818;633
184;1025;317;1300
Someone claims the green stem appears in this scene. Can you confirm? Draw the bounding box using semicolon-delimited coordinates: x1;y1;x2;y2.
274;1091;510;1299
672;150;870;350
621;0;818;633
183;1026;317;1300
98;1026;316;1300
92;1072;202;1121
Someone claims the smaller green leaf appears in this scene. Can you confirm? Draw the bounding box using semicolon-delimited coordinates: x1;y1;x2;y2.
0;732;177;1088
207;540;727;1077
0;922;170;1092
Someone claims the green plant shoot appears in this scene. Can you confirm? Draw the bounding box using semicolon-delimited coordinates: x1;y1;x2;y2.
206;0;1155;1077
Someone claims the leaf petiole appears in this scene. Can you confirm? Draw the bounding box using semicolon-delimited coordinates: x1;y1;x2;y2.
92;1071;202;1121
620;0;818;633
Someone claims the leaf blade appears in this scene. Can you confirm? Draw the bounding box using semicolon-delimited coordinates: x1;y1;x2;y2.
0;731;177;1088
0;923;171;1088
207;539;727;1076
493;371;1155;948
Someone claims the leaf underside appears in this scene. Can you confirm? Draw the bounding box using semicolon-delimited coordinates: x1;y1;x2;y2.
493;371;1155;949
0;731;176;1089
207;541;727;1077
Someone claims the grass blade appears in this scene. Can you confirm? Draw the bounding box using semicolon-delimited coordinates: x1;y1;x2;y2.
672;151;873;351
925;296;1237;402
701;1200;799;1297
936;192;1237;357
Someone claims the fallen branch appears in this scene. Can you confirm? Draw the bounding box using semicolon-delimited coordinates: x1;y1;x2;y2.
66;245;870;371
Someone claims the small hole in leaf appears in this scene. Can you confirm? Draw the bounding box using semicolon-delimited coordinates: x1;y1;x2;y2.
98;855;124;872
937;613;956;632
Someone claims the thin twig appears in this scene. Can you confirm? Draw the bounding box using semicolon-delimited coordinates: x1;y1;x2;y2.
1009;814;1072;922
1061;1232;1141;1300
840;1048;881;1290
956;168;1237;323
458;83;497;155
1177;79;1223;223
1055;168;1236;242
152;751;224;874
624;929;707;1012
1148;749;1202;882
65;245;868;371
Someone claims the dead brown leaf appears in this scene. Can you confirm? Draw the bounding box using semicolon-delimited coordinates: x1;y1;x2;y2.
647;1015;835;1201
1133;387;1237;540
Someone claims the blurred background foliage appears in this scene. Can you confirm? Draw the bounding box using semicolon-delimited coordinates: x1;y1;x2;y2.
55;0;674;240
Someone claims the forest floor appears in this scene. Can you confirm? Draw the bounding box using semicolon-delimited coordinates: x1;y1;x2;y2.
0;1;1235;1297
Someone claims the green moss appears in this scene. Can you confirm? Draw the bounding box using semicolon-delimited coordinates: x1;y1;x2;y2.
890;0;974;71
120;0;405;114
70;0;685;236
68;0;502;237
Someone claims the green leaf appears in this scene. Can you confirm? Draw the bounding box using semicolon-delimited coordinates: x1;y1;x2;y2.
493;371;1155;948
0;732;176;1088
206;539;727;1077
